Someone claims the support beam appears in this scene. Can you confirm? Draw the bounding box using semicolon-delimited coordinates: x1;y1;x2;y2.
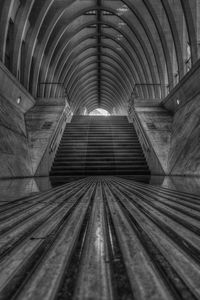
97;0;102;108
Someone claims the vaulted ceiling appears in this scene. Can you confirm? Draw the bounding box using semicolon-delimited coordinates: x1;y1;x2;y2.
0;0;200;114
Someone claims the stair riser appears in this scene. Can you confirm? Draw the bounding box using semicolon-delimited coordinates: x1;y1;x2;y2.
50;171;150;175
50;116;150;176
56;150;144;154
54;158;145;162
53;163;148;167
62;136;137;139
51;165;149;169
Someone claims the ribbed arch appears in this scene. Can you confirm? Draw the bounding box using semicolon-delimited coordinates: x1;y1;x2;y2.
34;10;158;97
70;69;129;101
51;40;138;100
50;55;130;100
73;86;122;113
29;5;164;98
0;0;16;61
69;76;127;106
77;89;123;113
70;79;125;107
62;43;145;98
63;63;133;106
45;22;158;97
78;94;112;111
61;53;137;100
40;15;159;93
159;0;184;78
179;0;198;64
0;0;199;114
60;47;137;95
42;27;155;97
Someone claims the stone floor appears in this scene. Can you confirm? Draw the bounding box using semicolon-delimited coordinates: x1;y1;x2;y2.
0;176;200;299
1;175;200;200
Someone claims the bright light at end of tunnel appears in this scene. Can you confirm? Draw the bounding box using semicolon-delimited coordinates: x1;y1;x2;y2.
89;109;110;116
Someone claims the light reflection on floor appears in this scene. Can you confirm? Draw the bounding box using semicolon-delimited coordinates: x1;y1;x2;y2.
150;175;200;196
0;177;52;202
0;176;200;201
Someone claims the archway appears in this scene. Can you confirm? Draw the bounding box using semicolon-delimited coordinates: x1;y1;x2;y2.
89;108;110;116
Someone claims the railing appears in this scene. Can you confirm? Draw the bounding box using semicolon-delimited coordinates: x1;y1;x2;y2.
128;106;150;153
35;101;73;176
49;104;72;154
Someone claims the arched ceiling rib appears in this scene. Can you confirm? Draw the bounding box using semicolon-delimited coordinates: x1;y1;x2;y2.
0;0;199;113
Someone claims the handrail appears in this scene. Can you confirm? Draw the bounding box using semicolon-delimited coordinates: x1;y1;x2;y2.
35;101;72;176
49;104;72;153
129;106;150;152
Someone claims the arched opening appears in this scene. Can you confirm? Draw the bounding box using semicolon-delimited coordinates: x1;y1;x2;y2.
89;108;110;116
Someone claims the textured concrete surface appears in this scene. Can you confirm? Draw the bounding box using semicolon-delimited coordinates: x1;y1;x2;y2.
0;62;37;178
25;98;71;175
0;176;200;299
0;93;33;178
150;175;200;197
135;105;172;174
168;94;200;175
0;62;35;113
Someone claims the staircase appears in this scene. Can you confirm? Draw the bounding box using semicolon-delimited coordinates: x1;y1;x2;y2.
50;116;150;178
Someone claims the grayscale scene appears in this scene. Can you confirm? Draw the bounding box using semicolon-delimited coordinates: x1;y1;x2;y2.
0;0;200;299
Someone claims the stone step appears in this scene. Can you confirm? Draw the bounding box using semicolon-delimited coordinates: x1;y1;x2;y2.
50;116;150;176
53;161;148;166
50;169;151;175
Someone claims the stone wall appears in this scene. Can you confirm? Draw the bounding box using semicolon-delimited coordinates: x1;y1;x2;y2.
135;105;172;174
131;60;200;176
0;62;72;178
163;59;200;175
168;94;200;175
25;98;72;175
129;99;172;175
35;100;72;176
0;62;35;178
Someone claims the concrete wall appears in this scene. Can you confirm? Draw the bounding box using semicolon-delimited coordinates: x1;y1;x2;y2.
35;100;72;176
149;175;200;197
135;105;172;174
0;177;52;201
0;62;35;112
0;62;35;178
130;60;200;176
163;59;200;175
128;100;172;175
0;62;72;178
25;98;72;176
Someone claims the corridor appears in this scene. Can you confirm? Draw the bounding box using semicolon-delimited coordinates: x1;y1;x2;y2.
1;0;200;299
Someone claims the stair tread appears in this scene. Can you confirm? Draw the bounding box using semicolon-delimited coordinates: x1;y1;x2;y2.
50;116;150;176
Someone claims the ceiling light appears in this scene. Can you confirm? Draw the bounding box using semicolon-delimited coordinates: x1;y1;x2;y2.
17;96;21;104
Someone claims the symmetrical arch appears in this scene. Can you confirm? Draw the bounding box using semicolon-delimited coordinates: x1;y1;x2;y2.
0;0;199;113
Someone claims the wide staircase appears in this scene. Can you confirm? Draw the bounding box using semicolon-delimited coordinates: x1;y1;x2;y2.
50;115;150;179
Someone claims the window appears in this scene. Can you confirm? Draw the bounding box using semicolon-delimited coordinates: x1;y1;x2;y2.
89;109;110;116
185;42;191;71
5;19;14;71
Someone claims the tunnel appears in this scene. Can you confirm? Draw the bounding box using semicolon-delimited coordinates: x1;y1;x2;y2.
1;1;200;299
